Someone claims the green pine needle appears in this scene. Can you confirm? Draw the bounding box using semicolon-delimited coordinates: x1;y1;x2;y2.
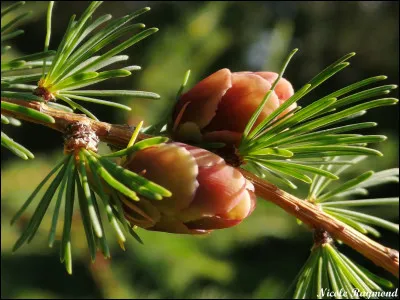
90;150;172;198
321;198;399;207
293;241;393;299
48;156;73;248
145;69;192;135
83;150;140;201
42;1;54;76
60;161;76;273
317;171;374;202
1;131;34;160
86;156;127;245
33;3;158;117
1;29;24;42
12;158;70;252
1;91;44;102
323;207;399;234
78;150;103;238
10;157;68;226
307;156;399;237
1;11;31;33
76;174;98;262
2;73;44;84
1;1;25;18
62;89;160;99
176;69;192;101
1;101;55;123
7;116;22;127
59;93;132;111
238;50;398;188
101;136;169;158
242;48;299;141
56;94;99;120
1;114;10;124
2;2;159;120
10;141;172;274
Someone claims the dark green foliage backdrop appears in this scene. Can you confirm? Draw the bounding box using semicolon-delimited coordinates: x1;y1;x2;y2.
1;1;398;298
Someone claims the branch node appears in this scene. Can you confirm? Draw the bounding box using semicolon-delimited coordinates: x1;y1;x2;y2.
213;145;243;167
313;228;333;248
33;86;55;102
387;248;399;262
63;122;99;154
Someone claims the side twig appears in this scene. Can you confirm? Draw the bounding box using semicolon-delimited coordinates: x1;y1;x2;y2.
1;98;150;146
240;169;399;278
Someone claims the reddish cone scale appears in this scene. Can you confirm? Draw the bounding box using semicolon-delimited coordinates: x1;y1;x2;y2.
121;142;256;234
172;69;295;145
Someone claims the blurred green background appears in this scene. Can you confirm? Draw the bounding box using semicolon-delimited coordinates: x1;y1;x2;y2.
1;1;399;298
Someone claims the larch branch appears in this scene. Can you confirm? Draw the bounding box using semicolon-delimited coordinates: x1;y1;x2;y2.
2;97;399;278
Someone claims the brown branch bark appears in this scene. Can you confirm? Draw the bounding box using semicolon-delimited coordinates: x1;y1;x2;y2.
240;169;399;278
2;97;399;278
1;98;150;146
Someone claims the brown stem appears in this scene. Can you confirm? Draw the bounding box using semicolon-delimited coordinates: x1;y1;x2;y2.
1;98;150;146
240;169;399;278
2;97;399;278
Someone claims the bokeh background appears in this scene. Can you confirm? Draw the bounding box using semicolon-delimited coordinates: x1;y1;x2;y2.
1;1;399;298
